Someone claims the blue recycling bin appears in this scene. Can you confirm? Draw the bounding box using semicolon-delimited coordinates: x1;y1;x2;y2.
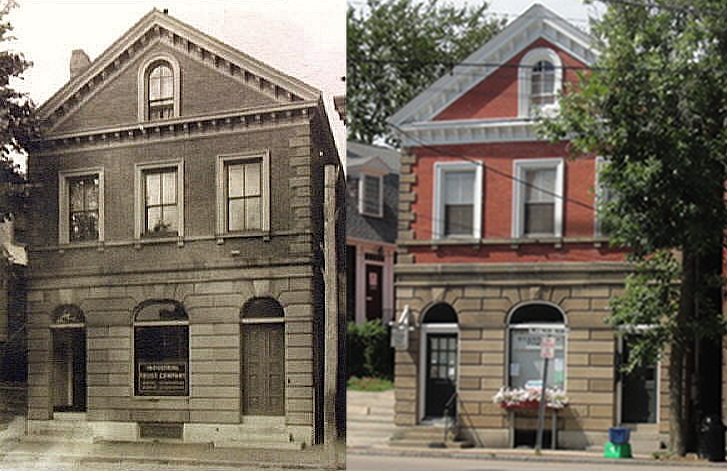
608;427;630;445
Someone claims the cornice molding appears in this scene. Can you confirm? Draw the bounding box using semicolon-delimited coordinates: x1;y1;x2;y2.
32;101;319;155
40;9;320;130
395;118;541;147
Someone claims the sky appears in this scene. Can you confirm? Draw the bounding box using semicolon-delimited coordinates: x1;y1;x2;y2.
5;0;346;163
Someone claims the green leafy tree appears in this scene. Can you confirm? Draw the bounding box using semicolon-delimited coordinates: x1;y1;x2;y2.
347;0;504;145
541;0;727;454
0;0;36;219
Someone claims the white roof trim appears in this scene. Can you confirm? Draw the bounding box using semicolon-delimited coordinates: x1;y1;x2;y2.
394;119;542;147
389;4;595;129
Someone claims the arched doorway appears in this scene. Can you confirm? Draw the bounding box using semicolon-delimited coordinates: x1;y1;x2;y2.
419;303;458;421
241;297;285;416
50;305;87;413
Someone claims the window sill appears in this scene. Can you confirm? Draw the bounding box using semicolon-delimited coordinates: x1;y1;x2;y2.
402;236;612;248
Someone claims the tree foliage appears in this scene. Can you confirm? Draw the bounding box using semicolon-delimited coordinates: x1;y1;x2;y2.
0;0;36;218
347;0;504;145
541;0;727;454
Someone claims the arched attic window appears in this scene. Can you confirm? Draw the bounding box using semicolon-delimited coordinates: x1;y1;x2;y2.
518;48;563;118
138;55;181;121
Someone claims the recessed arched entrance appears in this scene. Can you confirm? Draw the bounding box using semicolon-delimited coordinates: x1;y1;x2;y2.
419;303;458;421
50;304;87;413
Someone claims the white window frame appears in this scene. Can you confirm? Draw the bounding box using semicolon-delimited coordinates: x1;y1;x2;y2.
433;161;483;240
518;48;563;118
594;156;612;237
58;167;105;245
512;158;564;238
506;302;568;392
137;54;181;122
359;173;384;218
216;150;270;236
134;160;185;240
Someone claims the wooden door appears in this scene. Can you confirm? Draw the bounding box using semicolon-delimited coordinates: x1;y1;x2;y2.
242;323;285;415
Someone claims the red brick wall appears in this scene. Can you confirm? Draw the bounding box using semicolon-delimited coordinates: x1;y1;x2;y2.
435;38;585;121
407;141;627;263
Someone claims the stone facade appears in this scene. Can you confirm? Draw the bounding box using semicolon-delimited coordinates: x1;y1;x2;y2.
388;5;669;452
24;9;342;450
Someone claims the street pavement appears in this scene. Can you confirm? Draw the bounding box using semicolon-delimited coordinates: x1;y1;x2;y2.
348;453;727;471
346;389;727;469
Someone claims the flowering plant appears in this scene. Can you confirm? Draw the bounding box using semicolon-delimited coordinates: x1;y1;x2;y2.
492;386;569;410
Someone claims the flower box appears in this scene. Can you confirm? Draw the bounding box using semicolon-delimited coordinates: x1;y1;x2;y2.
493;386;569;410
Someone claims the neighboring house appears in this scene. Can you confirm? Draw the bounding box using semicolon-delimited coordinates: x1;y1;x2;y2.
25;9;343;452
346;141;398;325
388;4;660;451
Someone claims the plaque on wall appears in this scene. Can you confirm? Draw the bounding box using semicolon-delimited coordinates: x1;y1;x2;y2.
137;362;188;396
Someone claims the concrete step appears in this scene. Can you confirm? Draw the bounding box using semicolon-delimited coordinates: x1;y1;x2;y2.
27;419;94;440
389;425;473;448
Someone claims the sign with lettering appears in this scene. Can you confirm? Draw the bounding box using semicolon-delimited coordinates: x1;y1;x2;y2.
137;362;188;396
391;326;409;349
540;336;556;359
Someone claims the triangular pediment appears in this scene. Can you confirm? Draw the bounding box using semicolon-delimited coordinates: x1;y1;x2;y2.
389;4;595;130
40;8;320;133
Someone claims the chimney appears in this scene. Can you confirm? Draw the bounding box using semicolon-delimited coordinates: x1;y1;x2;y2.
69;49;91;80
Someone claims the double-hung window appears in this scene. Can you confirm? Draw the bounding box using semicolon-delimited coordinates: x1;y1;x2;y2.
513;159;564;238
359;174;383;218
595;157;614;237
530;60;556;112
148;63;174;120
433;161;483;239
59;168;104;245
135;161;184;239
217;151;270;235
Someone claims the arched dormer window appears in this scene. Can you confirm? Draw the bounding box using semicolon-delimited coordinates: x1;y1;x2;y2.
138;55;181;122
148;63;173;119
518;48;563;118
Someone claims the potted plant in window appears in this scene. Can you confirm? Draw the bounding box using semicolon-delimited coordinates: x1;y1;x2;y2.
493;386;569;410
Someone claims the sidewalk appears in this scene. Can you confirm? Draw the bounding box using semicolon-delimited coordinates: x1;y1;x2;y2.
345;389;727;468
0;415;344;470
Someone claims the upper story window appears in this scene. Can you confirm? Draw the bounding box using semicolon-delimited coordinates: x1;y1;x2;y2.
359;174;383;218
148;64;173;120
530;60;556;110
138;55;181;122
58;168;104;245
135;161;184;239
518;48;563;118
216;151;271;235
595;156;615;237
433;161;483;239
513;158;564;238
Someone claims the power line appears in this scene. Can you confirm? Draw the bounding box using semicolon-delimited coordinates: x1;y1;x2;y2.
388;122;597;213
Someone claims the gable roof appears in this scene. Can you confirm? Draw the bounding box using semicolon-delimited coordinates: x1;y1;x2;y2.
347;141;400;174
39;8;320;129
389;3;595;144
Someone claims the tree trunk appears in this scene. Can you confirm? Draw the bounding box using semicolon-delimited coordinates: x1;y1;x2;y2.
670;248;697;455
